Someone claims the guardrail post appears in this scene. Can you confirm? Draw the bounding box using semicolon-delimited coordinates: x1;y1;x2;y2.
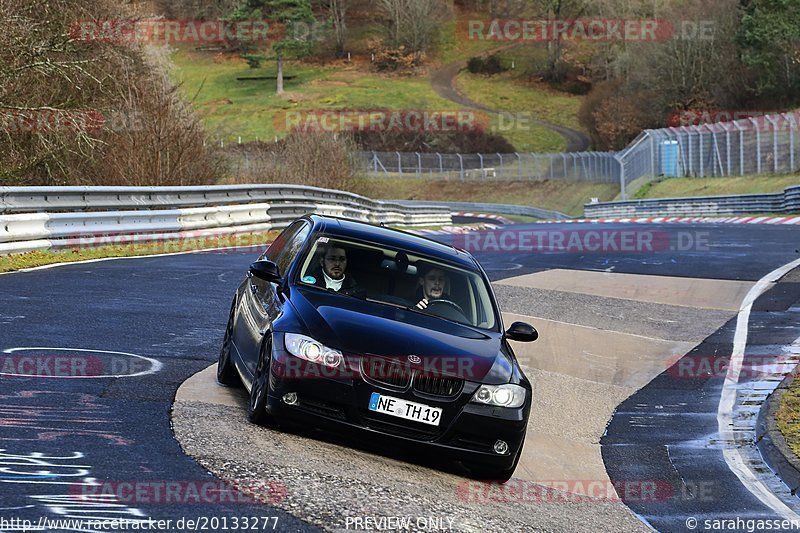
437;152;443;175
415;152;421;176
515;152;521;179
791;118;796;171
478;153;484;177
650;133;656;179
396;152;402;175
457;153;464;180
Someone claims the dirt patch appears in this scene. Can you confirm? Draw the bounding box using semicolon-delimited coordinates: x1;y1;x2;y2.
311;79;350;87
279;91;319;103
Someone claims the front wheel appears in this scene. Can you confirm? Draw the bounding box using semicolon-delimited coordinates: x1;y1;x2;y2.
217;300;241;386
247;338;275;426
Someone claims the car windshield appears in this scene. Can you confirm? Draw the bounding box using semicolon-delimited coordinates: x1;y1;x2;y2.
296;236;499;331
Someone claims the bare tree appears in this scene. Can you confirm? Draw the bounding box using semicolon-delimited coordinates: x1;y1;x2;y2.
377;0;453;55
530;0;589;82
0;0;219;185
317;0;350;55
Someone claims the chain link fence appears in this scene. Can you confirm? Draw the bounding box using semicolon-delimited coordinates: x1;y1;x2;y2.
617;111;800;198
356;151;620;183
355;110;800;199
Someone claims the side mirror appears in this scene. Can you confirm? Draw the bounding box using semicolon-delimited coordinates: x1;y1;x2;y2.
249;260;282;283
506;321;538;342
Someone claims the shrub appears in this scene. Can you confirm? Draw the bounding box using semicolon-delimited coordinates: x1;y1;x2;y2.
223;133;362;192
368;40;425;71
467;55;507;75
241;54;266;69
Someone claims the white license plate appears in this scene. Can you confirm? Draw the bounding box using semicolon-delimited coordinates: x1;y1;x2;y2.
368;392;442;426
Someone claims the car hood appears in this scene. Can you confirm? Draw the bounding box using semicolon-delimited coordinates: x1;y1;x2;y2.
289;287;511;382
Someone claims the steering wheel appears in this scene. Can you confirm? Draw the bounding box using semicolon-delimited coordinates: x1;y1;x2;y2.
425;299;467;321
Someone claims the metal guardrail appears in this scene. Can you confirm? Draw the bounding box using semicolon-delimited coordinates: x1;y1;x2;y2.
0;185;452;255
388;200;571;221
584;185;800;218
0;184;446;214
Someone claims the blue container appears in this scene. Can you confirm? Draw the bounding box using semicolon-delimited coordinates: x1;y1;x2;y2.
660;140;679;176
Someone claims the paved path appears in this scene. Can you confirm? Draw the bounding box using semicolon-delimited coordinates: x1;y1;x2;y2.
429;51;592;152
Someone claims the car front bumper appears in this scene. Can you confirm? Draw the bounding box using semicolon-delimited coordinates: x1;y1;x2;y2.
265;340;530;471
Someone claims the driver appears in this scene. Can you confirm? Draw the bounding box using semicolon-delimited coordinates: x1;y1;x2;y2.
415;265;449;310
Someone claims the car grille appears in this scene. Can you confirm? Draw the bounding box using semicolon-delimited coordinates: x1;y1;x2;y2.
360;357;412;390
413;373;464;397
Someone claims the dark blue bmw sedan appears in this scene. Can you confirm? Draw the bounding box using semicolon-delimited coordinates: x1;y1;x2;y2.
217;215;538;481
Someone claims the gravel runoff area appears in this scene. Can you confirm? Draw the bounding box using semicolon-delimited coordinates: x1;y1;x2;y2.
173;396;646;533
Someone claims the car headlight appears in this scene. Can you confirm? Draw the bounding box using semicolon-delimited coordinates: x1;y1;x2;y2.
284;333;343;368
470;384;526;408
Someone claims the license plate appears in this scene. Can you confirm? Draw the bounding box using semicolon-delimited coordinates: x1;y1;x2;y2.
368;392;442;426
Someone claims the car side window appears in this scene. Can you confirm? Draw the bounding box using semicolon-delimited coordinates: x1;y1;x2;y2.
269;222;311;277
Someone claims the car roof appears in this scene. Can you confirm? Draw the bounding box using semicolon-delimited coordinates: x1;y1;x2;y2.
305;215;477;269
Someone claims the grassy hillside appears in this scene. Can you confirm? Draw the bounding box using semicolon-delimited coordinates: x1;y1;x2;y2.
172;50;455;143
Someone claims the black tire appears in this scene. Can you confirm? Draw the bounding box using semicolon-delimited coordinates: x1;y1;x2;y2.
247;338;274;426
217;300;241;386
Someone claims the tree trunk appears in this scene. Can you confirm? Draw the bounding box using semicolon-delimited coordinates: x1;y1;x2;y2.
276;50;284;95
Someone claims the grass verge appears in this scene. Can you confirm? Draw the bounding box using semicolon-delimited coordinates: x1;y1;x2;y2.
628;175;800;200
777;376;800;459
361;177;618;217
0;232;278;273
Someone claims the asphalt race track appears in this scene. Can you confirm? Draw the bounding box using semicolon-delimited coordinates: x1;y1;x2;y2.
0;220;798;532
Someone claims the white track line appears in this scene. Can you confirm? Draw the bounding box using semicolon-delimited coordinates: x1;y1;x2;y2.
717;257;800;519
